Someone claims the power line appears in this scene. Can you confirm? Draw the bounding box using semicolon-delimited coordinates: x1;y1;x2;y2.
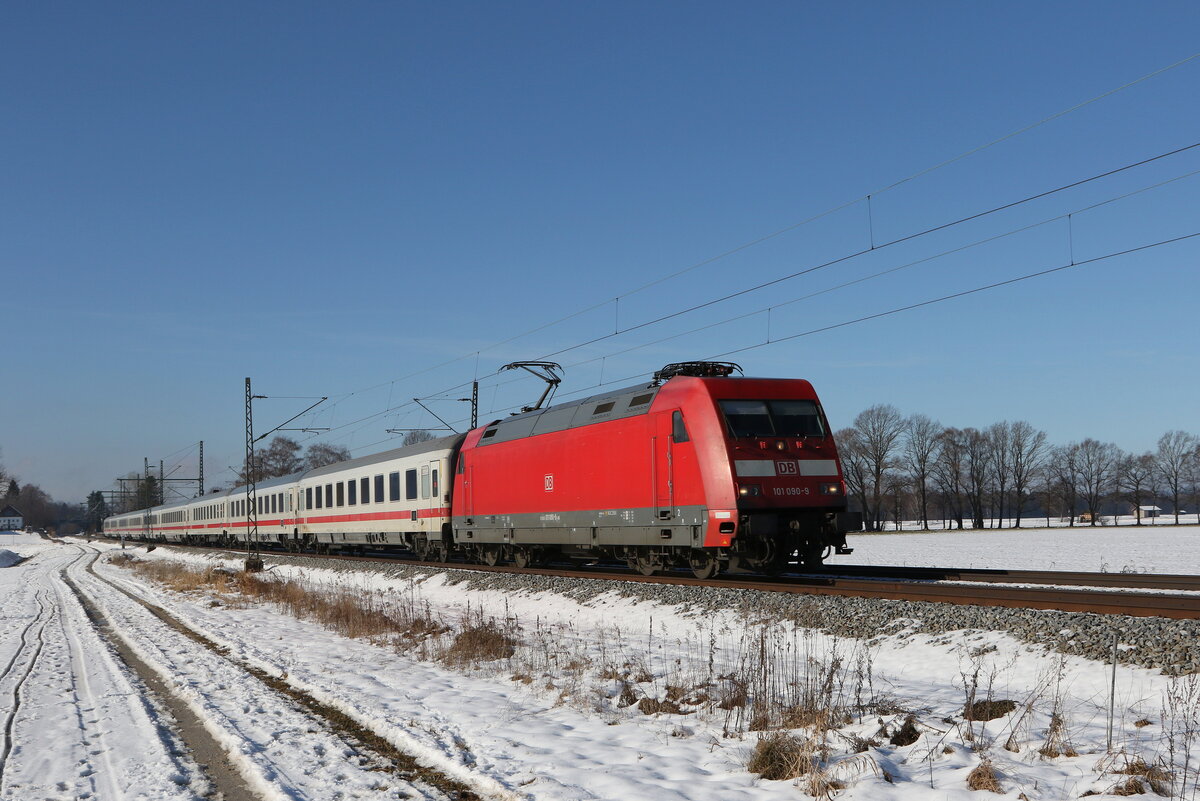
537;166;1200;373
291;52;1200;412
533;141;1200;362
710;230;1200;359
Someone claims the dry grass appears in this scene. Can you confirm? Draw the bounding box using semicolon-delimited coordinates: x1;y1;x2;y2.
115;556;449;644
1038;713;1078;759
1109;755;1172;796
747;732;814;781
966;759;1003;793
441;618;517;665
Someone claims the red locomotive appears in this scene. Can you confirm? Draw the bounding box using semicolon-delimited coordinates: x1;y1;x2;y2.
452;362;859;577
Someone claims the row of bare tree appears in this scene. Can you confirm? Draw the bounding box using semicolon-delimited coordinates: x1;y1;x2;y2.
835;405;1199;530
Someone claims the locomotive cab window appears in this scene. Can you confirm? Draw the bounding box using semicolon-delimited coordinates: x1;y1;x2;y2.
672;410;690;443
719;399;825;438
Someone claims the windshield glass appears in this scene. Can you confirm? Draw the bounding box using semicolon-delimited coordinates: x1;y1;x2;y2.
719;399;825;438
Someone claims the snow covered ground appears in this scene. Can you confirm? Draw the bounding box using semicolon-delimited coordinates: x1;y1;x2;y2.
838;523;1200;574
4;529;1200;799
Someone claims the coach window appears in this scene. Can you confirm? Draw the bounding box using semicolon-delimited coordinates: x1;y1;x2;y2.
277;493;283;512
360;476;370;504
348;480;357;505
421;465;431;499
389;471;401;502
374;474;384;504
315;488;323;509
270;495;277;514
431;468;439;499
325;484;333;507
305;488;313;510
405;469;418;500
336;482;345;507
672;410;690;443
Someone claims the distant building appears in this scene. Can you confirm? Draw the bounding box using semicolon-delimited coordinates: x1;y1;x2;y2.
0;505;24;531
1136;505;1163;520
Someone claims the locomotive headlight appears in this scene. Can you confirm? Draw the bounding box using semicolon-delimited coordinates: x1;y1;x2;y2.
819;482;842;496
739;484;762;497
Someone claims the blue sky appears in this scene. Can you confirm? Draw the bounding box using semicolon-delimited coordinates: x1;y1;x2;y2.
3;1;1198;502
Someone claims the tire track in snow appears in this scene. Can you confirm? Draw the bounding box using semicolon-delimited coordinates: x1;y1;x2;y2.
78;549;485;801
52;547;126;801
0;584;56;791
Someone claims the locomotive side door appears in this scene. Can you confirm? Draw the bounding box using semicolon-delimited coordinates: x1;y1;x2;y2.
458;453;473;519
653;412;674;519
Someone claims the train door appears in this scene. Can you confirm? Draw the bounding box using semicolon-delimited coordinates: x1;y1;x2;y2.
458;453;473;518
653;413;674;519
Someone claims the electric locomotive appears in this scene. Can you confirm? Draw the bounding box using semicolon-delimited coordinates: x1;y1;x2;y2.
452;362;860;577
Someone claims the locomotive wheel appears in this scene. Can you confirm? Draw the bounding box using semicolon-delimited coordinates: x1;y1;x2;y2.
512;547;532;569
431;541;450;562
630;550;661;576
481;545;502;567
687;550;719;580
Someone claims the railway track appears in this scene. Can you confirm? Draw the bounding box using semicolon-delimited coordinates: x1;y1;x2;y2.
95;539;1200;619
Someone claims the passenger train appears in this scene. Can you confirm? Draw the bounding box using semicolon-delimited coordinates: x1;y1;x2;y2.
104;363;861;577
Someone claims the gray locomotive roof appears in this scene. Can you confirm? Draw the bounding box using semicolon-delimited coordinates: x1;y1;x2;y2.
303;433;465;479
478;381;662;446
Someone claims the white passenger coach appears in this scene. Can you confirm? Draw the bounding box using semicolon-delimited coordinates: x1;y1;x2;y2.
104;436;462;557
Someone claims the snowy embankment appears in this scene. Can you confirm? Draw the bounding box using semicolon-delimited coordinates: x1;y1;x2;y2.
59;533;1200;800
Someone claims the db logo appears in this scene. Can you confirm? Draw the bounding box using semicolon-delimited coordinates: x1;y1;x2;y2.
776;460;798;475
544;474;554;492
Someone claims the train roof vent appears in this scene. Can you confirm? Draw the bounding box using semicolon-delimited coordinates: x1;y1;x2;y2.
653;361;743;383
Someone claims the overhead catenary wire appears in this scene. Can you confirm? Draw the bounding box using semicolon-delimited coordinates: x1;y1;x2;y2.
297;52;1200;412
268;148;1200;469
533;140;1200;362
201;58;1200;474
533;166;1200;375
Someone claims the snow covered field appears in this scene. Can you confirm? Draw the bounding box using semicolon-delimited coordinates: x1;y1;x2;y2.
4;529;1200;800
839;523;1200;574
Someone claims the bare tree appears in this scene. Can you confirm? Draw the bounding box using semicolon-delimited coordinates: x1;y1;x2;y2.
303;443;352;470
1118;452;1157;525
1156;431;1199;524
835;427;870;529
848;405;905;531
903;414;942;530
1044;444;1080;525
986;422;1012;527
963;428;991;529
1075;439;1120;525
1007;421;1047;528
402;430;437;447
933;427;967;530
260;436;303;477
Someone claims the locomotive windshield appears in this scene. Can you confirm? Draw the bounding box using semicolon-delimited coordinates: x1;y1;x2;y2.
719;399;825;438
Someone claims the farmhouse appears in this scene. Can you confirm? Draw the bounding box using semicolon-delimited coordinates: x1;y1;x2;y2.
0;505;24;531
